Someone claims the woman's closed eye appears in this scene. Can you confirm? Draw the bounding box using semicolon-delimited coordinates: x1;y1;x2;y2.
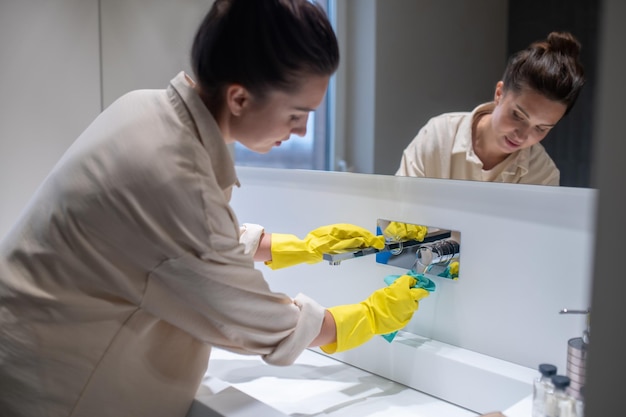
513;110;549;133
512;110;525;121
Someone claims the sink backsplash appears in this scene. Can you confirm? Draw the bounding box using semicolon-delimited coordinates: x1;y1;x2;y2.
230;166;596;411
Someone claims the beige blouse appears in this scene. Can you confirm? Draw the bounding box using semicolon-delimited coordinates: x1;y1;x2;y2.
0;72;325;417
396;102;560;185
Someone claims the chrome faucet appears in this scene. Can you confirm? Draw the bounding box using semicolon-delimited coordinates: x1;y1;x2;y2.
322;239;422;265
321;219;462;280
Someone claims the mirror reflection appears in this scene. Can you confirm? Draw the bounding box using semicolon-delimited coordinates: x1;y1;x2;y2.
233;0;599;189
89;1;600;188
333;0;599;188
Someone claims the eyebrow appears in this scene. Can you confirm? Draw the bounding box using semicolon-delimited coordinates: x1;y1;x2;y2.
515;104;557;127
293;106;315;112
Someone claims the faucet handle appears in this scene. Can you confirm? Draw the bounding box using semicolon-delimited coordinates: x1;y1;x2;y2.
559;308;589;315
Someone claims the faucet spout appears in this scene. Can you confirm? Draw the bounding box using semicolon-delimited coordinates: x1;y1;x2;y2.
322;240;422;265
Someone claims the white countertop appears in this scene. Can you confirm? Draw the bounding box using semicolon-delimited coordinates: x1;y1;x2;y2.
502;395;532;417
190;347;529;417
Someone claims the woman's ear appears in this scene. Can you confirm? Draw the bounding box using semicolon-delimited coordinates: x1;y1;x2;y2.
225;85;250;117
494;81;504;104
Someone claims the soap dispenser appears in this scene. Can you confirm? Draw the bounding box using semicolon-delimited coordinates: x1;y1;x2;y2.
559;308;590;401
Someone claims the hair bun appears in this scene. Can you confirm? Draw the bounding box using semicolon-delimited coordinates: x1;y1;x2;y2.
546;31;582;58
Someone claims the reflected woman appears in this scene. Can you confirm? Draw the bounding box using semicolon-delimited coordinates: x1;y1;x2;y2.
396;31;585;185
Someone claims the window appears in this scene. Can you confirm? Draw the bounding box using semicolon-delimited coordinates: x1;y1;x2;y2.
233;0;334;171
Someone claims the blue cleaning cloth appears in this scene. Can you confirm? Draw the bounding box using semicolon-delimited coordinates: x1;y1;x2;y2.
381;270;436;343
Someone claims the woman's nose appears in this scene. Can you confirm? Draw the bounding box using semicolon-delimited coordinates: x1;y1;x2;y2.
291;115;309;137
515;125;529;140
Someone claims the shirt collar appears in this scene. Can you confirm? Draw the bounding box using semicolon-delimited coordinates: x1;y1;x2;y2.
167;71;240;190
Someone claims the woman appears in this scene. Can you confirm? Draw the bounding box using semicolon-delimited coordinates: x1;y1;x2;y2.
396;31;585;185
0;1;427;416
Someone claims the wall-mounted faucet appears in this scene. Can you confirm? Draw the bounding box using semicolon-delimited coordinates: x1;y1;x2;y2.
415;239;460;274
322;239;424;265
321;219;462;280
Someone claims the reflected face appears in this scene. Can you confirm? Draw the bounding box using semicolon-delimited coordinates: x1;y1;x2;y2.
490;81;567;154
229;75;330;153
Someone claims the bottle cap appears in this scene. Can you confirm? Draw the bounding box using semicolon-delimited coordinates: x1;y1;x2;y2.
539;363;557;376
551;374;571;389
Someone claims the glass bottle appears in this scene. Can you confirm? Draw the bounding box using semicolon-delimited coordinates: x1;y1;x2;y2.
532;363;557;417
546;375;577;417
574;386;584;417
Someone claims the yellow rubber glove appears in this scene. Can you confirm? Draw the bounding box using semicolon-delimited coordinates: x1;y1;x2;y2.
320;275;429;353
448;261;460;279
266;223;385;270
383;221;428;242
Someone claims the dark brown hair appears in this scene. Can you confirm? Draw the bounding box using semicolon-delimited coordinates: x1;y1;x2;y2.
502;31;585;115
191;0;339;111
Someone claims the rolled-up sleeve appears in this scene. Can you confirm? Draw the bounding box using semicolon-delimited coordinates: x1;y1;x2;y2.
142;252;325;365
239;223;265;255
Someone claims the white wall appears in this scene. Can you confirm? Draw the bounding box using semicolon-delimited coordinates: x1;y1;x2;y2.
230;166;594;410
0;0;101;237
99;0;211;108
0;0;211;239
